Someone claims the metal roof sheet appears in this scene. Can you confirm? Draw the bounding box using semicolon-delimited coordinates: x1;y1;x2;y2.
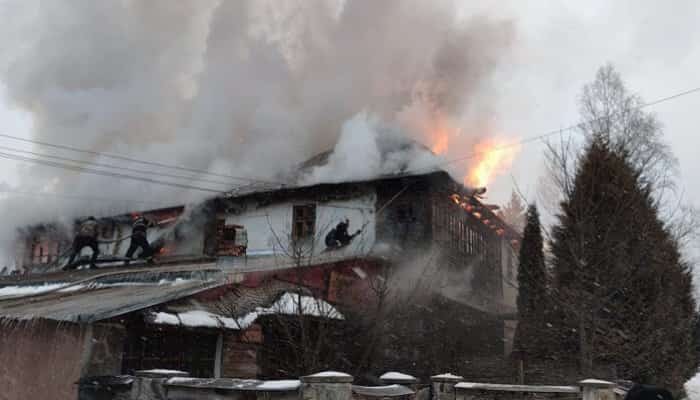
0;263;224;323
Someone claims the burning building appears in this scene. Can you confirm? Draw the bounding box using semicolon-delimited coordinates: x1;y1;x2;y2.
0;150;520;399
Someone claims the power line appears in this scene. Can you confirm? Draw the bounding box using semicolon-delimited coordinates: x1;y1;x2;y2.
0;133;283;185
0;151;226;194
403;85;700;175
0;144;236;187
0;188;170;206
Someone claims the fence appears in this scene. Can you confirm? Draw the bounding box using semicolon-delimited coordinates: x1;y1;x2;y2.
78;370;623;400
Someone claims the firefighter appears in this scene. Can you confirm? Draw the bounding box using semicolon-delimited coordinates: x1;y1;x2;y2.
325;218;362;249
125;214;155;263
624;384;673;400
64;216;100;270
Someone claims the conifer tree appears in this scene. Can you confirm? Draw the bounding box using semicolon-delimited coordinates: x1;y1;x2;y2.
548;136;697;392
514;204;548;358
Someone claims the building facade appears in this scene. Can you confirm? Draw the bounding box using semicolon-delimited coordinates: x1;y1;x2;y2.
0;171;520;400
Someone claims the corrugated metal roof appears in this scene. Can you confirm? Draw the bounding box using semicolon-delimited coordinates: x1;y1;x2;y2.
0;263;225;323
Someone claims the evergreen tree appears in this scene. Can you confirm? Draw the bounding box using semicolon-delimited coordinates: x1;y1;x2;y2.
548;137;697;392
513;204;548;359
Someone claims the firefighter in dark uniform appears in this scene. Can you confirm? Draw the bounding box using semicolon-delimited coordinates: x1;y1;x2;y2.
325;218;362;249
125;214;155;263
64;216;100;270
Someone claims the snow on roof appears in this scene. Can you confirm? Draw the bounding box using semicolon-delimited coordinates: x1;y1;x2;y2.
579;379;614;385
455;383;580;393
309;371;352;378
166;377;199;384
431;373;464;380
0;267;223;323
0;278;201;301
579;379;615;387
257;380;301;391
380;372;417;381
0;283;66;297
352;384;415;397
139;369;188;374
270;292;343;319
150;292;343;330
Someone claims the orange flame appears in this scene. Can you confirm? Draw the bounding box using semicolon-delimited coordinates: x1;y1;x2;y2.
465;139;520;188
415;109;520;189
432;133;449;154
427;116;453;155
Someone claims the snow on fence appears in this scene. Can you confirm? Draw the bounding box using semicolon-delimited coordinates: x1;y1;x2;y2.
77;369;618;400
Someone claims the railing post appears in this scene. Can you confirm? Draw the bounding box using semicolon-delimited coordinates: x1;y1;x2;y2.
431;374;463;400
580;379;616;400
301;371;354;400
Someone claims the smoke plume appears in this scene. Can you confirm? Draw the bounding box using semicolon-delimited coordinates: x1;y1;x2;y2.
0;0;515;265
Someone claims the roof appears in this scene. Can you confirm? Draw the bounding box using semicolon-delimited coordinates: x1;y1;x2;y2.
0;262;224;323
223;170;444;200
147;279;344;330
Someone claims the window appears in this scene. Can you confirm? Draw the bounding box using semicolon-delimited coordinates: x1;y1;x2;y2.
31;237;60;264
216;219;247;256
222;225;237;241
100;221;115;239
292;204;316;240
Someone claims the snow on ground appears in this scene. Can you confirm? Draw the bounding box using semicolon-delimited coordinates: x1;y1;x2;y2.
257;380;301;390
685;372;700;400
380;372;416;380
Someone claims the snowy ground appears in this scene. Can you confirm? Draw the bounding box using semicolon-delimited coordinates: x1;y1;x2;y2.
686;372;700;400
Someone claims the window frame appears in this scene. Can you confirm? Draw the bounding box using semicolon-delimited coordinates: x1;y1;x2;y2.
292;204;317;241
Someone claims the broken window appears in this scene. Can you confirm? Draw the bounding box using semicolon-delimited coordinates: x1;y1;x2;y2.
216;219;247;256
222;225;237;241
100;221;115;239
31;237;59;264
292;204;316;240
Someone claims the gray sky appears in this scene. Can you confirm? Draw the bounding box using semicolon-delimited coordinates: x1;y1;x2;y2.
0;0;697;244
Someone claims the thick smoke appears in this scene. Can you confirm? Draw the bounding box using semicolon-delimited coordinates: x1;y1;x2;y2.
0;0;515;265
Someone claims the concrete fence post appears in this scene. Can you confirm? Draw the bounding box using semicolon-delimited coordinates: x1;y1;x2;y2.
301;371;354;400
431;374;463;400
132;370;189;400
580;379;616;400
380;372;420;391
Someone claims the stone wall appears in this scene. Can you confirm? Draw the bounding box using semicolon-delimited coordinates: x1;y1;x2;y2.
222;331;260;378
